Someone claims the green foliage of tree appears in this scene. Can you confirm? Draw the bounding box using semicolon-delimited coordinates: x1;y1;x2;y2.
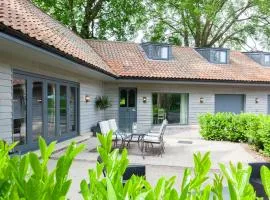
144;0;270;49
31;0;146;40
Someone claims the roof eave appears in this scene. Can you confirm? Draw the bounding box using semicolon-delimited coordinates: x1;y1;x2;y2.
0;23;118;79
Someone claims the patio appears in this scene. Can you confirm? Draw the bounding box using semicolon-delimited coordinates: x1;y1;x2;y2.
49;126;265;199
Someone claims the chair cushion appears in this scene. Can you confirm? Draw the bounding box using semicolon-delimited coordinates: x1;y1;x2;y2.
108;119;118;132
99;121;110;135
143;135;160;143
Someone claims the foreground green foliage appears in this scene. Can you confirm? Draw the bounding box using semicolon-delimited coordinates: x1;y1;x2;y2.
199;113;270;155
80;132;270;200
1;133;270;199
0;138;84;199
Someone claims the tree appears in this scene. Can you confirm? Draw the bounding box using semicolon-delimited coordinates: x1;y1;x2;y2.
32;0;146;40
144;0;270;49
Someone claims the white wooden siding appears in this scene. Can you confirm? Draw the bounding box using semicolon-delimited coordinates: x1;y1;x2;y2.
80;79;104;134
0;63;12;142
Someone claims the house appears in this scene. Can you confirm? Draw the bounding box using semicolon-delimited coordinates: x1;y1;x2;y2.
1;0;270;151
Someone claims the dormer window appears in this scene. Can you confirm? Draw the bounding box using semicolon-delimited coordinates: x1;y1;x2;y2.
141;43;172;60
243;52;270;66
195;48;229;64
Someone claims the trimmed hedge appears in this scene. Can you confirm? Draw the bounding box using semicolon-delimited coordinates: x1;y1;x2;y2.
199;113;270;156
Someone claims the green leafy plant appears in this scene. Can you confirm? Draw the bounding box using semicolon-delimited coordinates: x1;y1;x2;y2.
198;113;270;155
261;166;270;199
95;96;112;110
0;137;84;199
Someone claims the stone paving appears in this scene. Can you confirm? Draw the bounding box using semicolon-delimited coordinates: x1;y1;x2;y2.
49;126;264;199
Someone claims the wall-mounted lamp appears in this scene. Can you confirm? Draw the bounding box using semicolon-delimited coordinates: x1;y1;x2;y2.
255;97;259;104
143;97;147;103
85;95;90;103
200;97;204;103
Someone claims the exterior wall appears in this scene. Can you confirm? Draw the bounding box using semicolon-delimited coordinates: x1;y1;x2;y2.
0;57;105;143
0;62;12;142
104;82;270;132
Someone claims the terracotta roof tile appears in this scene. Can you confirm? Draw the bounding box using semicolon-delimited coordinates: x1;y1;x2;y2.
87;40;270;83
0;0;115;75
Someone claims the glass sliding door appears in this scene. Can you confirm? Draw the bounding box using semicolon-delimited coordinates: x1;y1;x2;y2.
12;77;27;145
60;85;68;135
152;93;188;125
47;83;56;138
12;71;79;151
32;81;43;141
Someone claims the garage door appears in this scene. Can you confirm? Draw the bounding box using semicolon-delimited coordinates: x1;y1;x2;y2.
215;94;245;114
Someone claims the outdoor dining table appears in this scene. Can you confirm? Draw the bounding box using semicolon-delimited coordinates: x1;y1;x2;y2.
126;133;146;149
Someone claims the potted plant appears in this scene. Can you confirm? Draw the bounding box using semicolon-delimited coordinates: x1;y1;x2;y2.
95;95;112;110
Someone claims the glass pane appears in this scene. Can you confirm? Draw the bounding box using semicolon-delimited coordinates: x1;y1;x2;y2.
128;89;136;107
220;51;227;63
265;55;270;65
120;89;127;107
180;94;188;125
161;47;168;59
13;78;27;145
60;85;67;135
32;81;43;142
69;87;76;132
152;93;188;125
48;83;56;138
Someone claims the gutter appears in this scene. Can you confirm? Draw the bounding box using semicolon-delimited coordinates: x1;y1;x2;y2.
0;23;118;79
117;76;270;86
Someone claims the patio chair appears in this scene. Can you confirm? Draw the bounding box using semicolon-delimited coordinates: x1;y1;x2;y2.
108;119;132;147
157;109;166;123
98;121;121;147
141;119;167;158
249;162;270;199
97;156;146;185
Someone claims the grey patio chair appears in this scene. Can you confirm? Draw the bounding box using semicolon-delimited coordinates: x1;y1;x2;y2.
108;119;132;147
141;119;167;158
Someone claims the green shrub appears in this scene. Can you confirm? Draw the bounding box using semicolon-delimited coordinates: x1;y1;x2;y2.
199;113;270;155
0;137;84;199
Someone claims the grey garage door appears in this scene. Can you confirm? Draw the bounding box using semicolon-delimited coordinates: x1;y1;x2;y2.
215;94;245;114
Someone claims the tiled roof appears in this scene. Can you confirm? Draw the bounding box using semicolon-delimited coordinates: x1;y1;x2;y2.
87;40;270;83
0;0;115;76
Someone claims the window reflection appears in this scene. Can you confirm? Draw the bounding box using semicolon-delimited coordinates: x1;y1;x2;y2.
60;85;67;135
48;83;56;138
69;87;76;132
32;81;43;141
13;78;27;145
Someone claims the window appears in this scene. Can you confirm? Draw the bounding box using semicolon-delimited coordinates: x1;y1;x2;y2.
152;93;188;125
212;50;227;64
265;54;270;65
12;71;79;150
141;43;172;60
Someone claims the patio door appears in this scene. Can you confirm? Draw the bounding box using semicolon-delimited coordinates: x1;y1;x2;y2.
119;88;137;132
12;70;79;152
